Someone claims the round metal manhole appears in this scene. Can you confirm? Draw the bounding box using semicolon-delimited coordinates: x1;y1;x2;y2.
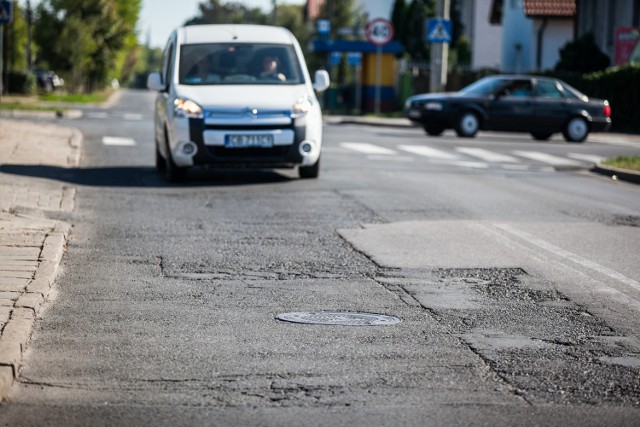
276;311;401;326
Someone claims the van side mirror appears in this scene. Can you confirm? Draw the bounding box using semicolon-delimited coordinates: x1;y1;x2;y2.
147;72;165;92
312;70;330;92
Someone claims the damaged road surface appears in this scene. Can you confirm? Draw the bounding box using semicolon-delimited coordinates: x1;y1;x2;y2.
1;92;639;426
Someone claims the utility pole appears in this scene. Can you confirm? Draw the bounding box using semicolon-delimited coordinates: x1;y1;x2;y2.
430;0;450;93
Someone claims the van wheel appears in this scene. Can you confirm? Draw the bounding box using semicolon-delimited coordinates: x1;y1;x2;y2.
455;111;480;138
164;130;186;182
299;158;320;179
155;143;166;171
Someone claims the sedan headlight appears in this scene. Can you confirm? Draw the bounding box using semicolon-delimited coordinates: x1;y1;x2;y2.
425;102;444;111
292;97;312;118
174;98;203;119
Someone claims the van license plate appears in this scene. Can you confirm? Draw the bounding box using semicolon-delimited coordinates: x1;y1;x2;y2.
225;134;274;148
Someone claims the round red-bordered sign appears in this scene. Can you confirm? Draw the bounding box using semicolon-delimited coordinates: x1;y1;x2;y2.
366;18;394;46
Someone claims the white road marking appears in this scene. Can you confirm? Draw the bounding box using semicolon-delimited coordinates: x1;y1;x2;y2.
567;153;605;163
102;136;136;146
87;112;109;119
341;142;397;155
123;113;144;121
495;223;640;293
512;151;583;166
456;147;519;163
367;155;414;162
398;145;459;160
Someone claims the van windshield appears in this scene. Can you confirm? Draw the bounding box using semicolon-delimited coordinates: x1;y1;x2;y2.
179;43;304;85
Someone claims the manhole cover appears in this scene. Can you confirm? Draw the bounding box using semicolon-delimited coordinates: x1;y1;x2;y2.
276;311;401;326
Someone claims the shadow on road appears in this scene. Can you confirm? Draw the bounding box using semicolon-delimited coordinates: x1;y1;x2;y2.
0;164;296;187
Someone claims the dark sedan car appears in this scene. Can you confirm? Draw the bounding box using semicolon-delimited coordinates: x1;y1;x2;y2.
405;75;611;142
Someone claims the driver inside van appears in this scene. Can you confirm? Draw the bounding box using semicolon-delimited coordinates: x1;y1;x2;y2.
184;56;220;84
259;55;286;81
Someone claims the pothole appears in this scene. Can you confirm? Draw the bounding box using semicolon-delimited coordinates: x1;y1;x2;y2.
276;311;401;326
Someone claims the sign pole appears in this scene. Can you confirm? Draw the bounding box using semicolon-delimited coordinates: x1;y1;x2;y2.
375;45;382;114
366;18;394;114
430;0;450;93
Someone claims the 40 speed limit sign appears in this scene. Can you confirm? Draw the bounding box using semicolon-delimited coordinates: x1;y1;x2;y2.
366;18;394;46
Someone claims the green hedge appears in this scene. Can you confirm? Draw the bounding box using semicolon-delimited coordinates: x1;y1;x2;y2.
550;64;640;133
6;71;36;95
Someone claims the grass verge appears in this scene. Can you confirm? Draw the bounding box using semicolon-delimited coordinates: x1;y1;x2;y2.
602;156;640;172
0;101;63;114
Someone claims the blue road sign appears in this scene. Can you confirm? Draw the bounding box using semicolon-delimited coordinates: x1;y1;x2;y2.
347;52;362;67
0;1;13;25
426;18;452;43
330;51;342;66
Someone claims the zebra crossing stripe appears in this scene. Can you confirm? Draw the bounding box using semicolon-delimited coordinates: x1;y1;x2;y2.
567;153;604;163
398;145;458;160
341;142;397;155
456;147;519;163
103;136;136;146
512;151;583;166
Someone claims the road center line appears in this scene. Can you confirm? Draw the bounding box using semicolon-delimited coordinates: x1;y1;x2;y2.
494;223;640;292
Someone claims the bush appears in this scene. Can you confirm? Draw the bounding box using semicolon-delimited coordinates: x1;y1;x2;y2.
6;70;37;95
575;65;640;133
555;33;610;74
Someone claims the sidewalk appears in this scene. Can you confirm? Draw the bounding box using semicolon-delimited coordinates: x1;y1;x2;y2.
0;119;82;400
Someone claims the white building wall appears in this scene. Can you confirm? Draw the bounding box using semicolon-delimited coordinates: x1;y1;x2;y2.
470;0;503;69
534;20;574;71
357;0;394;21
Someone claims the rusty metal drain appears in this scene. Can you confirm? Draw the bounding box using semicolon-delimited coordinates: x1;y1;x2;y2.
276;311;401;326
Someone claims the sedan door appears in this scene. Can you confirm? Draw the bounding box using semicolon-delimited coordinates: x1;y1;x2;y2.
484;79;536;132
532;79;569;132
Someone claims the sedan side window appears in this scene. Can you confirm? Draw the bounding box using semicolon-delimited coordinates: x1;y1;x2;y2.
498;80;533;97
536;80;564;98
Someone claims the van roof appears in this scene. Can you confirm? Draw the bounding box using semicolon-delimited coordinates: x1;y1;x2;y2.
178;25;295;45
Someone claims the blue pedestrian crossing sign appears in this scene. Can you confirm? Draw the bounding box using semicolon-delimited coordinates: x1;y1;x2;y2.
426;18;452;43
0;1;12;25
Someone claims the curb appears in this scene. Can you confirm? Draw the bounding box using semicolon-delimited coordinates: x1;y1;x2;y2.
592;163;640;184
0;223;71;400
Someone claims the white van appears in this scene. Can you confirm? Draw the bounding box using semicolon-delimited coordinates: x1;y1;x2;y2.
147;24;330;181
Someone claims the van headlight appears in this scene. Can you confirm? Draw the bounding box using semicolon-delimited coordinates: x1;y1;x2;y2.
291;97;312;118
174;98;203;119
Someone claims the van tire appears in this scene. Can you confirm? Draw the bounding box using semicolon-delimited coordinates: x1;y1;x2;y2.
299;159;320;179
155;143;166;171
164;130;186;182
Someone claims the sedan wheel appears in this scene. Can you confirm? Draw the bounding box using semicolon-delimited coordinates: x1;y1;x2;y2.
531;132;553;141
563;117;589;143
424;124;445;136
455;112;480;138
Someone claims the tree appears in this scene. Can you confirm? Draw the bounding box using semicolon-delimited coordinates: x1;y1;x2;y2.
555;33;610;74
403;0;435;61
33;0;141;92
391;0;408;53
185;0;268;25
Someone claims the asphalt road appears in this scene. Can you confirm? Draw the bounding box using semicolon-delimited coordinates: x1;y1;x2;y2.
0;89;639;426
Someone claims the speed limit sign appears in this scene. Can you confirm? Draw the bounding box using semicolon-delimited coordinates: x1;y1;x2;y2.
366;18;394;46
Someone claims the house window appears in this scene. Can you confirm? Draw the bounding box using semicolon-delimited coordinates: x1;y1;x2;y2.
634;0;640;26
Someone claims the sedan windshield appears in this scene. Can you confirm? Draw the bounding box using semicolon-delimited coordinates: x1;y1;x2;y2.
179;43;303;85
